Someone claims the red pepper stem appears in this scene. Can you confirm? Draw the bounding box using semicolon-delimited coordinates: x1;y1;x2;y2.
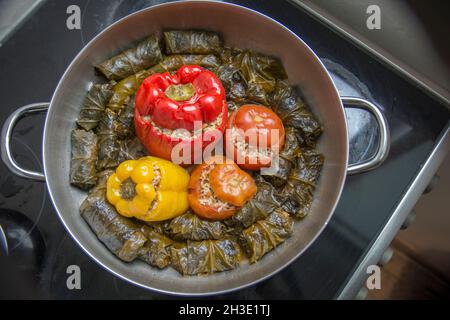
165;83;196;102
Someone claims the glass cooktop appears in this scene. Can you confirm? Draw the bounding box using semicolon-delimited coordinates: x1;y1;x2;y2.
0;0;448;299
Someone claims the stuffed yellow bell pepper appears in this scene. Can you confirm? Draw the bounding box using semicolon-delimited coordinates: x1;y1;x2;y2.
106;156;189;222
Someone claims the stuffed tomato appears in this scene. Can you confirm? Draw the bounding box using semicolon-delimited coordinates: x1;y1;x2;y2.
226;104;285;170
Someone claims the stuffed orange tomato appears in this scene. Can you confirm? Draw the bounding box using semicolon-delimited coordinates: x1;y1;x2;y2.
188;156;256;220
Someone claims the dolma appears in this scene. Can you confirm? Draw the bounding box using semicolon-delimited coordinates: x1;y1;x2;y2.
138;225;173;269
80;192;147;262
225;176;281;229
117;137;147;163
96;109;121;170
241;210;293;263
234;51;287;104
280;148;324;218
107;54;220;112
261;127;300;188
116;97;135;139
96;35;162;81
77;82;114;131
164;30;222;54
170;239;240;275
70;129;98;190
270;81;322;147
164;212;226;241
216;65;247;104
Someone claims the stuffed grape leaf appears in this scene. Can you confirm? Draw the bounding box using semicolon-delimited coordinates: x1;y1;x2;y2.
96;109;121;170
225;176;281;229
77;82;115;131
241;210;293;263
279;148;324;218
164;212;226;241
96;35;162;81
138;225;173;269
270;81;322;147
170;239;240;275
80;191;147;262
70;129;98;190
261;127;300;188
164;30;222;54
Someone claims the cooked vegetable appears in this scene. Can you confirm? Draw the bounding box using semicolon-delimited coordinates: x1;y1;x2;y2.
209;162;256;206
261;127;300;188
80;190;147;262
216;64;247;104
164;30;222;55
170;238;240;275
70;129;98;190
226;104;285;170
117;137;147;164
72;30;325;275
270;81;322;147
234;51;287;104
225;175;281;229
96;35;163;81
116;96;135;139
279;148;324;218
106;156;189;222
241;210;293;263
108;54;221;112
77;82;115;131
164;211;226;241
96;109;121;170
188;156;255;220
134;65;227;163
138;225;173;268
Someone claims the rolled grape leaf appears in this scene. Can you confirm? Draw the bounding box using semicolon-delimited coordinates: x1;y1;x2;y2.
225;176;281;229
96;109;121;170
138;225;172;269
164;212;226;241
96;35;162;81
117;137;147;163
170;239;240;275
216;64;247;104
164;30;222;55
70;129;98;190
116;96;135;139
235;50;287;104
270;81;322;147
77;82;115;131
241;210;293;263
280;148;324;218
80;192;147;262
108;54;220;112
261;127;300;188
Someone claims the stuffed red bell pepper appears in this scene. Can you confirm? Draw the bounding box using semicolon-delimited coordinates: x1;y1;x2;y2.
134;65;227;164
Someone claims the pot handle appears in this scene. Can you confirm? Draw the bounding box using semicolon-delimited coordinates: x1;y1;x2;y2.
1;103;49;182
341;97;390;175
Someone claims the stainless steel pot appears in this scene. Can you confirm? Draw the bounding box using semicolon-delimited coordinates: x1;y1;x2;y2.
1;1;389;295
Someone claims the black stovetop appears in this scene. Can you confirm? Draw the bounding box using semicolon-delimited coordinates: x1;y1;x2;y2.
0;0;448;299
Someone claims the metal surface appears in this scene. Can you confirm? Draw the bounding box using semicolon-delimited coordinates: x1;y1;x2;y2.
338;122;450;299
1;103;48;181
343;97;389;175
290;0;450;107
